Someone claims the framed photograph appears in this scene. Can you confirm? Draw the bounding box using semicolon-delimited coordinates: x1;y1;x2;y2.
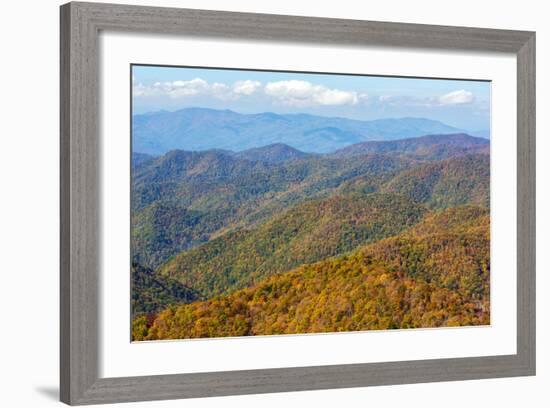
60;2;535;405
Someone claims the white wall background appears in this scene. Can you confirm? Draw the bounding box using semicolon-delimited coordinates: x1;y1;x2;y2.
0;0;546;407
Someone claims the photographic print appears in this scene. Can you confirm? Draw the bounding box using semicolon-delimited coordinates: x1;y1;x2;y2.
130;65;490;341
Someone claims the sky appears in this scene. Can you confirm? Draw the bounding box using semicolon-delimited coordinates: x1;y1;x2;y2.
132;65;491;131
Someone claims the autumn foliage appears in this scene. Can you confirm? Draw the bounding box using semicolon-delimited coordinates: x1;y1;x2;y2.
133;206;490;340
131;136;491;341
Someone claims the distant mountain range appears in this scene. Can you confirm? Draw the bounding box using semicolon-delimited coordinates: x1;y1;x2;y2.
234;143;311;164
331;133;489;159
132;107;485;155
130;126;491;338
133;133;488;168
131;133;489;269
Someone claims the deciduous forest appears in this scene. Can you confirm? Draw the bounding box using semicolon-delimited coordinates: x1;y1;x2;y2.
131;128;490;341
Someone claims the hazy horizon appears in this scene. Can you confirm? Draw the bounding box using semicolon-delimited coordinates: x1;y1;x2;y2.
132;65;491;131
131;109;490;155
132;130;489;157
132;105;489;133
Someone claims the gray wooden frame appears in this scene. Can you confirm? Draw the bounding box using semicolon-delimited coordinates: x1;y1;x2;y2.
60;1;536;405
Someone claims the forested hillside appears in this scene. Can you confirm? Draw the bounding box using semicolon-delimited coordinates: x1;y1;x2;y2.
159;193;427;298
133;206;489;340
132;149;410;268
131;263;203;316
382;154;490;208
332;133;489;160
235;143;312;163
130;132;491;340
131;202;229;269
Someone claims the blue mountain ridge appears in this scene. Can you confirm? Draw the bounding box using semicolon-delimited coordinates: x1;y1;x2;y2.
132;107;485;155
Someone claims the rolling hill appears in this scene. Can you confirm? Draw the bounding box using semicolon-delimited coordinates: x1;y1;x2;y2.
234;143;312;163
382;153;490;208
129;103;493;342
134;205;489;340
331;133;489;160
132;147;410;214
131;202;230;269
131;141;490;268
361;206;490;299
131;150;411;267
159;192;427;299
131;262;203;317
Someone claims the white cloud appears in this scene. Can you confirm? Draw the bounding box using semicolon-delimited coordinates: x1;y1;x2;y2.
209;82;235;100
264;80;365;107
438;90;475;105
165;78;210;98
134;77;368;107
132;82;149;97
233;80;261;95
133;78;261;100
133;78;210;98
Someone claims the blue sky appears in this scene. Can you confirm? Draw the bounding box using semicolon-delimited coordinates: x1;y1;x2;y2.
132;65;491;131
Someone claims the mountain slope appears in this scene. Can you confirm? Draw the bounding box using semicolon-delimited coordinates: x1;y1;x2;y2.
331;133;489;160
132;107;463;154
132;148;410;212
159;192;427;299
132;150;410;267
362;206;490;299
131;202;229;268
382;154;490;208
132;152;155;168
235;143;311;163
131;263;203;317
135;206;489;340
132;147;489;268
